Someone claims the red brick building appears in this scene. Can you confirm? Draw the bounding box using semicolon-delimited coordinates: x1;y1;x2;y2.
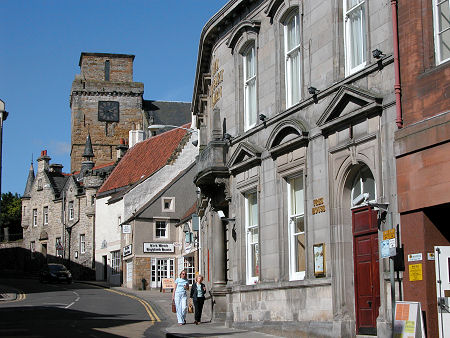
395;0;450;336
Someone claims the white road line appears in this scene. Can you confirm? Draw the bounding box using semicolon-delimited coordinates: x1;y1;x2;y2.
64;291;80;309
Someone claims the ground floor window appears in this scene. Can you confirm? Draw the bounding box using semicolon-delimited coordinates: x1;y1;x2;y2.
184;256;195;285
245;191;259;284
151;258;175;288
111;250;120;275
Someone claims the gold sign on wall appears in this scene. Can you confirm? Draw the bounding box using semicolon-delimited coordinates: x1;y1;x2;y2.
312;197;326;215
210;58;224;107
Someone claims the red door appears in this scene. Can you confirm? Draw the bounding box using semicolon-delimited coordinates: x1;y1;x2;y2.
352;206;380;335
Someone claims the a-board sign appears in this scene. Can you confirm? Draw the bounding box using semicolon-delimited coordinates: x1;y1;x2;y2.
162;278;175;289
394;301;425;338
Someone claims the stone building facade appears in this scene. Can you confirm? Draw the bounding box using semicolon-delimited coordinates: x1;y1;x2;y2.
70;53;146;172
193;0;400;336
394;0;450;336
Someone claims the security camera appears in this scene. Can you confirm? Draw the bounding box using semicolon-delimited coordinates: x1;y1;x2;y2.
217;210;225;218
352;193;369;206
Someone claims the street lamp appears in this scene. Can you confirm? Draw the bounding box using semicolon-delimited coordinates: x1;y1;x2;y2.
0;99;9;224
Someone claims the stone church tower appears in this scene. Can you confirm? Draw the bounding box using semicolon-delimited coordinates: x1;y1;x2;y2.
70;53;145;172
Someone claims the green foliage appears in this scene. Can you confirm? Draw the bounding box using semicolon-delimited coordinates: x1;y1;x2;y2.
0;192;22;233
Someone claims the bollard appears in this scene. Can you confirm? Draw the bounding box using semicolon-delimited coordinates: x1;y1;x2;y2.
141;278;146;290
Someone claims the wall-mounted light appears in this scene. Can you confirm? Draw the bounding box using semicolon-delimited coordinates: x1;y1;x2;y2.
308;86;319;95
223;133;232;143
372;49;385;59
259;114;266;121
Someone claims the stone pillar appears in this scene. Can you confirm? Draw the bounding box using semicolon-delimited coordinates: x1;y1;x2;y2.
211;209;227;322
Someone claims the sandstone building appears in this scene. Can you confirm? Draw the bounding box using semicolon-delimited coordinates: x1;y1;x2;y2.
192;0;400;336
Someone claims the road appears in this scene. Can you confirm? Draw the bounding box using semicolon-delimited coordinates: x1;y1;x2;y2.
0;277;170;337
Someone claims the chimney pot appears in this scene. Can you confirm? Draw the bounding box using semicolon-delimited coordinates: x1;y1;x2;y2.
120;138;125;145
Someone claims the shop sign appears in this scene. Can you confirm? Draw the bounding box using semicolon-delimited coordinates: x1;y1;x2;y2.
143;242;174;253
383;228;396;240
162;278;175;289
122;224;131;234
427;252;435;260
123;244;132;257
312;197;326;215
408;253;422;262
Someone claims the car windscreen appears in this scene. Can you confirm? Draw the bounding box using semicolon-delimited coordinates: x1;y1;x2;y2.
48;265;67;272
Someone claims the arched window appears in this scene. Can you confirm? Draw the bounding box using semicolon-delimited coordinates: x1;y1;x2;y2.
284;10;301;107
351;164;375;207
243;44;257;130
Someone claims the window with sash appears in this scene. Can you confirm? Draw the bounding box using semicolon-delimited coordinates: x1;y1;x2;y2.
43;206;48;225
111;250;120;275
344;0;367;75
155;220;167;239
433;0;450;64
243;44;257;131
245;192;259;284
287;175;306;280
33;209;37;227
284;10;301;107
80;234;86;254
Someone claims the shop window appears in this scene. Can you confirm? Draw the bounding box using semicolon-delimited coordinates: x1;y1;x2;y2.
344;0;367;75
287;175;306;280
245;191;259;284
184;257;195;285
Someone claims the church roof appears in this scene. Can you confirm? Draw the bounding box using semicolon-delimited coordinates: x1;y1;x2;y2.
97;124;190;194
82;133;94;159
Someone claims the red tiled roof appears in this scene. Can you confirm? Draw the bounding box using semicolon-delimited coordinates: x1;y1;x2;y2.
181;202;197;220
98;124;190;194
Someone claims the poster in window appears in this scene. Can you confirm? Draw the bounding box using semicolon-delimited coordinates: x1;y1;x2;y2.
313;243;325;277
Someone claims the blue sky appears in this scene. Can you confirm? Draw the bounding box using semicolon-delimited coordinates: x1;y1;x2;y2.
0;0;227;195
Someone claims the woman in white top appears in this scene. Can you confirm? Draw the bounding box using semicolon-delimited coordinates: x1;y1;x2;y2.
172;269;189;325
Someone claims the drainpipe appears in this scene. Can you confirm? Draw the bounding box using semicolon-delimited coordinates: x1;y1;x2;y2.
391;0;403;128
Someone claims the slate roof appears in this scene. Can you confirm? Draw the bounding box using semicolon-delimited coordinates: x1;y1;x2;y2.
46;172;70;199
97;124;190;194
144;100;191;134
23;163;35;198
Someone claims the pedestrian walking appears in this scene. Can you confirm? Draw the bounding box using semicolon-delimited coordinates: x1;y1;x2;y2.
172;270;189;325
190;274;206;324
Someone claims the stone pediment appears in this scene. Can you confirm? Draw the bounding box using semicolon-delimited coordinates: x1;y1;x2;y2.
266;118;308;158
227;142;264;174
226;20;261;54
317;85;382;134
39;230;48;241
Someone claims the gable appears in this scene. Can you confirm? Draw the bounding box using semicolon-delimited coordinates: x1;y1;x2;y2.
227;142;264;175
317;85;382;134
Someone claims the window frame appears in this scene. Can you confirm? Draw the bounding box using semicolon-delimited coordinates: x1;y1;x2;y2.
343;0;367;76
68;201;74;220
284;9;302;108
433;0;450;65
350;165;376;207
43;206;48;225
80;234;86;254
287;174;306;281
155;220;168;239
244;191;259;285
243;43;257;131
162;197;175;212
32;209;38;227
111;250;121;275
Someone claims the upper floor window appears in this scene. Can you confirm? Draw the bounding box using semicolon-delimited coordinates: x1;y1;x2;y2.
344;0;367;75
80;234;86;254
284;10;302;107
245;191;259;284
287;175;306;280
33;209;37;227
433;0;450;64
155;220;167;239
37;179;43;190
105;60;110;81
68;201;74;220
43;206;48;225
162;197;175;212
243;44;257;131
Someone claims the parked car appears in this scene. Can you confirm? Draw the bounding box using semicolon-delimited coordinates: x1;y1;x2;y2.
39;264;72;284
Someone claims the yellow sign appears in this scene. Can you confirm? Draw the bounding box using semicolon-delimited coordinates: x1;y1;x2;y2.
383;228;396;240
409;264;423;281
312;197;326;215
404;320;415;333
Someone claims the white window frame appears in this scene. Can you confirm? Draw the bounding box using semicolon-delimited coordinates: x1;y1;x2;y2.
32;209;37;227
343;0;367;76
43;206;48;225
80;234;86;254
162;197;175;212
350;165;376;207
284;10;302;108
155;220;168;239
243;44;257;131
68;201;74;220
245;191;259;285
111;250;121;275
287;175;306;281
433;0;450;65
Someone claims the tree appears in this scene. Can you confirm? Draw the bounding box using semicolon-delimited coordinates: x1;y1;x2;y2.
0;192;22;235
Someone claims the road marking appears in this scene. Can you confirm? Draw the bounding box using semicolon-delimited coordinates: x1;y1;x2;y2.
64;291;80;309
7;289;26;302
104;288;161;322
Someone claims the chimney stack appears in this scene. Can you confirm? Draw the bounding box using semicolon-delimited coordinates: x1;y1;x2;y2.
129;123;144;148
37;150;51;172
116;138;128;160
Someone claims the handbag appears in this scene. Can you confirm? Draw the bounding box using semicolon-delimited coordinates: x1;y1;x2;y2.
172;300;176;313
188;302;194;313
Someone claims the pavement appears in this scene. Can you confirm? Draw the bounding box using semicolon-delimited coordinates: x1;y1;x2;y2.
76;280;282;338
0;284;18;302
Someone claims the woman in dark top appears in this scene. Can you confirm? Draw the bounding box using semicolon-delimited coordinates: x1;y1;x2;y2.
190;274;206;324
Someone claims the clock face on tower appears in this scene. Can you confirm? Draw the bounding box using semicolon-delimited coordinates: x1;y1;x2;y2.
98;101;120;122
